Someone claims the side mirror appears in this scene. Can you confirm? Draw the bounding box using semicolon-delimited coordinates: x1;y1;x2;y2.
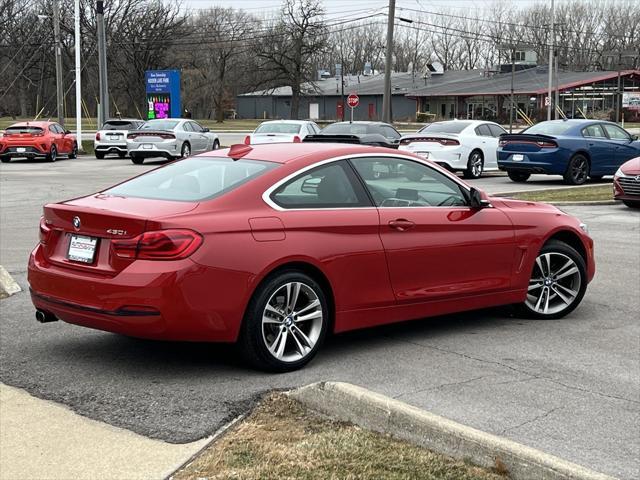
469;187;491;209
64;129;71;135
631;134;638;141
203;127;210;132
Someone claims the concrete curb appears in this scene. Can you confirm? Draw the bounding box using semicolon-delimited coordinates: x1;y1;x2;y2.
0;265;21;299
289;382;617;480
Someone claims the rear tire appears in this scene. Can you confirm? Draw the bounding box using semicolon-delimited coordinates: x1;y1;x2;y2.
507;170;530;182
563;154;589;185
95;151;105;159
181;142;191;158
238;270;329;372
130;155;144;165
516;240;587;320
47;145;57;162
623;200;640;208
212;140;220;150
463;150;484;179
0;156;9;163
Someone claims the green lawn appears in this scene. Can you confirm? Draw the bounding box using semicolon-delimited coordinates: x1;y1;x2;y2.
507;184;614;202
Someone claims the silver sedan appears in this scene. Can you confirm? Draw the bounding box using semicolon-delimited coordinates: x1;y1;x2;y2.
126;118;220;164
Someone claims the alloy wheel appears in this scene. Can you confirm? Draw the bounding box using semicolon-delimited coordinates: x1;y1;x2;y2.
261;281;323;363
570;157;588;184
525;252;581;315
470;153;483;178
182;144;190;158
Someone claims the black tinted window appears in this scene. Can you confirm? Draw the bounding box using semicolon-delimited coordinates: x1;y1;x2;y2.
475;125;492;137
105;157;276;202
582;125;606;138
103;121;137;130
488;124;506;137
523;122;573;135
421;121;471;134
271;161;370;208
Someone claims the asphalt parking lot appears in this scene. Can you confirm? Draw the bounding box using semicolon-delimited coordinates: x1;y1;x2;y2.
1;156;638;479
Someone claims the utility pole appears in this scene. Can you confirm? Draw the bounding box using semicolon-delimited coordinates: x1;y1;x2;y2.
75;0;83;151
52;0;64;126
546;0;554;121
382;0;396;124
510;46;515;133
616;53;622;124
554;50;559;119
97;0;109;126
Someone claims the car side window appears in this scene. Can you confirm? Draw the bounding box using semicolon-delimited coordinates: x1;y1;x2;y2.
48;125;57;134
488;124;506;137
475;124;492;137
311;123;320;134
602;124;630;141
271;161;371;209
582;125;606;138
182;122;193;132
190;122;204;133
382;126;401;139
350;157;468;208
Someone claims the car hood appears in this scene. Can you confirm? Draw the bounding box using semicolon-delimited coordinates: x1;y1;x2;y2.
621;156;640;175
489;196;561;214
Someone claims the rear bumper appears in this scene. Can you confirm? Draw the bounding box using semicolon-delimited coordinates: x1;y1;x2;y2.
28;244;240;342
497;151;567;175
94;143;127;154
127;139;179;159
0;146;48;158
399;145;467;169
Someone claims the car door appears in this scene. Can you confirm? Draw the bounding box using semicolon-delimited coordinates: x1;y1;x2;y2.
581;124;611;174
350;156;516;304
48;124;64;152
487;124;507;168
268;160;395;320
179;121;193;149
189;121;209;152
602;124;640;170
474;124;497;167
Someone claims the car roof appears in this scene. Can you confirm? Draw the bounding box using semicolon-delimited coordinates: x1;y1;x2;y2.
259;120;311;124
104;118;142;122
8;121;53;127
199;142;412;165
330;121;391;126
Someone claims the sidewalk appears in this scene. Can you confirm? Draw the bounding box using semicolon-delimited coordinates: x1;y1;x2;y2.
0;384;209;480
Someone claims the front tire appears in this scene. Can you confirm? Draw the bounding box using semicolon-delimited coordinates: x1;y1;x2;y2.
239;271;329;372
563;154;589;185
69;143;78;159
507;170;531;182
463;150;484;179
518;240;587;320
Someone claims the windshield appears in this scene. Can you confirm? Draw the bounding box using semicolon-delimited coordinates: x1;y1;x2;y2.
523;122;573;136
105;157;277;202
103;121;138;130
419;122;471;134
141;120;179;130
5;126;44;135
322;123;370;135
255;123;301;134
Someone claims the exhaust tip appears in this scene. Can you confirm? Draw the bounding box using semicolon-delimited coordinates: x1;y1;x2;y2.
36;309;58;323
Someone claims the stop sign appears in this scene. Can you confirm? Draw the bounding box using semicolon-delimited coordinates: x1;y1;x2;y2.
347;94;359;108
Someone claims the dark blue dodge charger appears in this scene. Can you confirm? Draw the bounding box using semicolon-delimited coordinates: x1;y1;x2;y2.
497;119;640;184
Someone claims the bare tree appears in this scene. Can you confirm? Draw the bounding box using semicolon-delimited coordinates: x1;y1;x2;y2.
256;0;329;119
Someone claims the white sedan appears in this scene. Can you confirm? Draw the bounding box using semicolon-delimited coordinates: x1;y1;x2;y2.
399;120;507;178
244;120;320;145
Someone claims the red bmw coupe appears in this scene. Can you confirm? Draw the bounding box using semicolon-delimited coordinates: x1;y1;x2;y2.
28;143;595;371
0;121;78;162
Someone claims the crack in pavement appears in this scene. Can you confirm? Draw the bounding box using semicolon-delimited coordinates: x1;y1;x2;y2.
500;406;564;435
390;337;640;406
393;374;492;400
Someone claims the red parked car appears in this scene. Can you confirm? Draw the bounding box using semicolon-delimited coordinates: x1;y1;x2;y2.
613;157;640;208
28;143;595;371
0;121;77;163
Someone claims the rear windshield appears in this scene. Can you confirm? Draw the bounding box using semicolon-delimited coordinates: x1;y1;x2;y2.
255;123;301;134
5;126;44;135
322;123;370;135
523;122;573;135
102;121;138;130
419;121;471;134
104;157;277;202
141;120;179;130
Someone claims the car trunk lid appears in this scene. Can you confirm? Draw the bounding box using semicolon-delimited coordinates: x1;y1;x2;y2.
498;134;558;152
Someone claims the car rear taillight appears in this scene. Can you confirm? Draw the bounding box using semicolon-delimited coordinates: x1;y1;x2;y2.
244;135;251;145
111;229;203;260
127;133;137;139
400;139;411;145
499;140;506;147
159;133;175;140
39;217;52;245
96;132;101;141
537;140;557;148
400;137;459;146
293;135;301;143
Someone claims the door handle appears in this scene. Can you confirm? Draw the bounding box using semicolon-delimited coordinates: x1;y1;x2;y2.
388;219;415;231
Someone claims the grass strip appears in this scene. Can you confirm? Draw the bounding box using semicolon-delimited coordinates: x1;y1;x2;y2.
507;184;613;202
173;393;505;480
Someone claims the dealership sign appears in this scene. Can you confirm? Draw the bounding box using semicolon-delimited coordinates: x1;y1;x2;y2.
145;70;182;119
622;92;640;111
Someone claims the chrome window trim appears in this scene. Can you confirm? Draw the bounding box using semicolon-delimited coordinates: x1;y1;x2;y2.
262;152;473;212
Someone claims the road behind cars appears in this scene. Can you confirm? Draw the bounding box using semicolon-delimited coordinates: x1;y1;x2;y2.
0;157;638;479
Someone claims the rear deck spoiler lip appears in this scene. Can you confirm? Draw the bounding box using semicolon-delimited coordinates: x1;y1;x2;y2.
498;133;558;140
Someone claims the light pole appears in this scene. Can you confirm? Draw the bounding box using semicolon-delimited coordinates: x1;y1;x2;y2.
52;1;64;126
74;0;83;151
97;1;109;126
382;0;396;124
546;0;555;121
